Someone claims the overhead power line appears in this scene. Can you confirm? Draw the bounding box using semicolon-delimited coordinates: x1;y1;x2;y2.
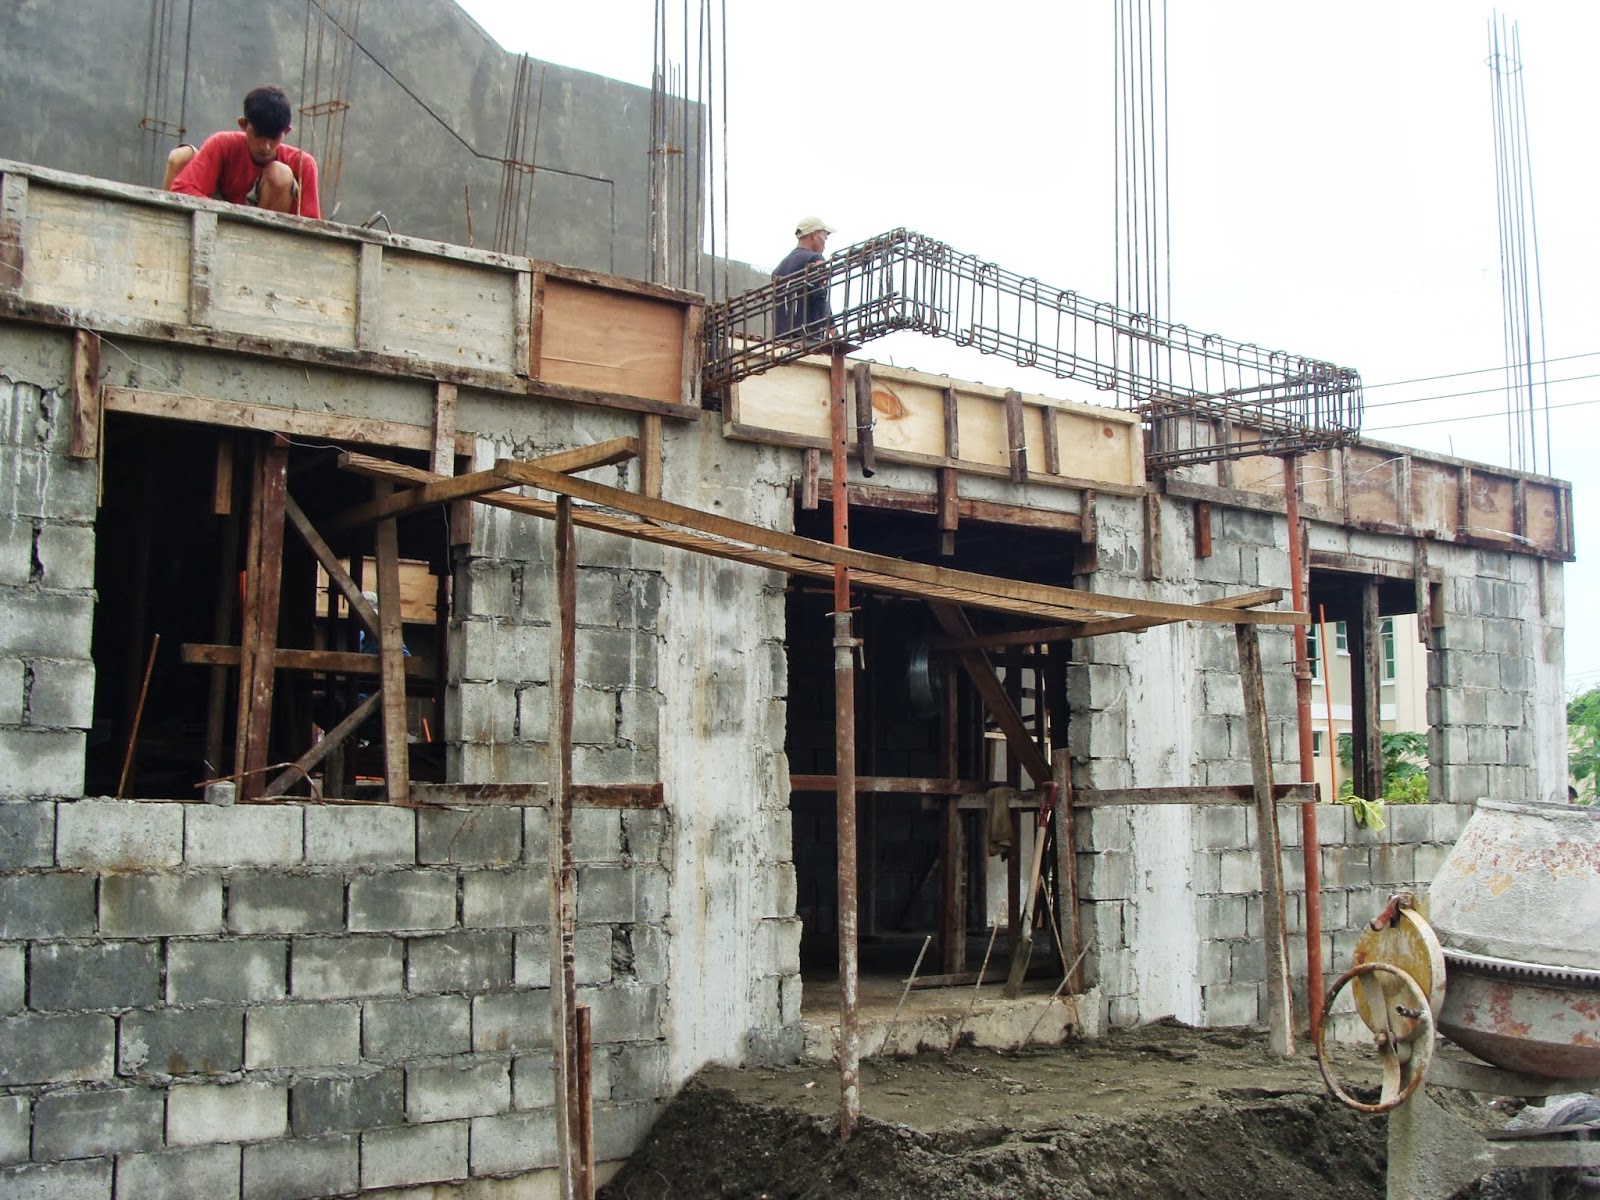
1363;347;1600;390
1368;393;1600;432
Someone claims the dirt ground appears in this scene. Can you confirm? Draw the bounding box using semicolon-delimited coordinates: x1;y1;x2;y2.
602;1021;1395;1200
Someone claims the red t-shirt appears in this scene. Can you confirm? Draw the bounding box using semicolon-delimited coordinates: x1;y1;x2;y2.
170;131;321;219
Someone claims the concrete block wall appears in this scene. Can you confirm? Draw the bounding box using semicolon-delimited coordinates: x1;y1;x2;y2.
0;798;673;1197
0;376;97;802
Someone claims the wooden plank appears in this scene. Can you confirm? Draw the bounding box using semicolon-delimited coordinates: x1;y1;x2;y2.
640;415;663;499
1397;454;1413;529
493;458;1307;628
181;642;430;678
819;480;1083;533
852;362;876;476
1195;501;1213;559
1004;389;1028;483
1143;489;1162;581
929;603;1051;786
1041;407;1061;476
0;172;25;295
529;437;642;476
513;269;533;376
938;661;964;975
189;209;217;328
931;588;1286;650
679;301;703;407
211;220;359;349
379;247;514;370
1054;753;1083;993
212;434;234;516
236;440;289;802
1235;622;1294;1058
327;465;513;533
937;467;958;556
538;276;687;405
1075;783;1319;806
431;381;458;478
68;329;101;461
106;386;436;452
789;775;993;795
800;448;820;510
1414;542;1433;648
942;384;959;459
1357;578;1384;802
1073;489;1099;575
547;494;581;1199
373;483;411;804
262;690;382;799
353;242;382;351
408;782;665;808
527;271;547;379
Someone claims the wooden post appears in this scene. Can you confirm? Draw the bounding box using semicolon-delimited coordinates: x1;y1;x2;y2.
852;362;876;477
938;660;965;974
1053;750;1083;993
204;438;241;781
800;448;820;510
68;330;102;461
373;483;410;805
548;495;585;1199
1235;622;1294;1057
936;467;958;557
1143;489;1162;581
1003;389;1028;483
235;438;289;801
1357;579;1385;802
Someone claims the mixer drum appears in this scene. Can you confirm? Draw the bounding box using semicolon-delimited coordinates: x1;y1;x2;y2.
1427;799;1600;1078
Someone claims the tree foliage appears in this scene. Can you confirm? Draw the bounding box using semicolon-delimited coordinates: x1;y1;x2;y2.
1568;685;1600;800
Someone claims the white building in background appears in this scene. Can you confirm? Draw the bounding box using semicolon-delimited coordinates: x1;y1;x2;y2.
1308;613;1430;799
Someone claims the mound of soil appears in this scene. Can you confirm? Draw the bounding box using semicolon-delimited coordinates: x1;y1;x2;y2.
603;1022;1391;1200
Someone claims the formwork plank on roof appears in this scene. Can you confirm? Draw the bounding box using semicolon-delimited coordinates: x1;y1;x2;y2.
537;277;686;404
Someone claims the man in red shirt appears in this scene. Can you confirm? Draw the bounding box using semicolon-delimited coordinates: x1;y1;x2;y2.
166;86;320;219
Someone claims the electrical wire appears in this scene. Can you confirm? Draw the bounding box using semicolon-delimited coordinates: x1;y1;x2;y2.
1367;393;1600;432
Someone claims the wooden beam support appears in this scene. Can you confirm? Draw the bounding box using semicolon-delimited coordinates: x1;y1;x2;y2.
431;382;458;478
212;435;234;516
1356;578;1385;802
513;269;533;377
938;659;965;974
182;642;430;679
491;458;1306;629
1194;500;1213;559
0;172;26;296
640;415;663;499
929;603;1051;787
522;438;643;476
1004;389;1028;483
1235;622;1294;1058
790;774;996;795
818;480;1083;533
548;494;583;1198
931;587;1286;650
1075;783;1319;807
262;691;382;799
1054;753;1083;993
189;210;217;328
68;329;102;461
373;482;411;804
852;362;876;477
283;495;382;638
800;448;820;510
941;385;960;459
1072;489;1099;575
936;468;958;556
527;271;547;378
1041;408;1061;476
355;242;382;352
327;466;516;532
1143;488;1162;581
235;439;290;802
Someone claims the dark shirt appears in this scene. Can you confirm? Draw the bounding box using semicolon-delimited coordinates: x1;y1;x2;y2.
773;246;831;340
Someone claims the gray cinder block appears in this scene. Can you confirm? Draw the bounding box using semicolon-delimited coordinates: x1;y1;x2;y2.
228;874;344;936
0;1159;111;1200
289;936;403;1000
114;1144;241;1200
359;1121;468;1191
417;807;521;866
245;1003;359;1071
29;941;161;1011
0;1012;114;1085
166;939;286;1005
56;800;181;871
0;874;94;941
405;1058;510;1123
0;800;54;868
166;1081;287;1147
241;1134;358;1200
119;1007;243;1078
347;871;457;933
32;1087;163;1160
468;1108;557;1177
405;930;514;994
303;806;415;867
361;994;470;1060
99;875;223;938
290;1069;403;1137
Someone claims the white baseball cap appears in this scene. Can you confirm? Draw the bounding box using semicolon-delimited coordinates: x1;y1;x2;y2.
795;216;835;237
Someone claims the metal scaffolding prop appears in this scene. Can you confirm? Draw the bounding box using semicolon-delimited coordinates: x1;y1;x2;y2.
703;228;1363;469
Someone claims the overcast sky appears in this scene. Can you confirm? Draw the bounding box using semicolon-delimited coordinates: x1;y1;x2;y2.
458;0;1599;692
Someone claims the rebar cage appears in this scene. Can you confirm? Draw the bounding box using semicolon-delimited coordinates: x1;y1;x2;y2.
704;229;1362;469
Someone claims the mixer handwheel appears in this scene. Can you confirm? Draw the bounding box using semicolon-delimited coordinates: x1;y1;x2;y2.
1315;960;1437;1114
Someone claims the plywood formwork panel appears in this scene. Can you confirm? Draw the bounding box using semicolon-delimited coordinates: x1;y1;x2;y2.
1345;445;1403;526
730;355;1143;490
211;222;358;348
856;375;949;456
536;277;686;404
1232;448;1285;497
378;250;517;372
1410;459;1460;537
23;183;189;321
1464;471;1516;540
1525;481;1562;549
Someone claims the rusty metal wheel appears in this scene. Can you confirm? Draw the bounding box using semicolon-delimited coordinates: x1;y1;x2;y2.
1315;960;1436;1114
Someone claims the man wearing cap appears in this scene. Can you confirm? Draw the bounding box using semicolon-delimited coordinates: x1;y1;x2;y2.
773;216;835;342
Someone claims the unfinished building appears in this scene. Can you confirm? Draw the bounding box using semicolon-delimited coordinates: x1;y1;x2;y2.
0;5;1578;1199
